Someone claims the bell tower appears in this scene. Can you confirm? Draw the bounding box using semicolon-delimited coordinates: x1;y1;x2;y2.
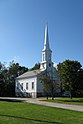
40;24;53;71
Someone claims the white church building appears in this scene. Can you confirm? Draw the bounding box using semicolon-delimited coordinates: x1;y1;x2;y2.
15;24;59;98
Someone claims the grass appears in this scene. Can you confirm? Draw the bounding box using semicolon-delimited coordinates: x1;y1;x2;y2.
44;97;83;106
0;101;83;124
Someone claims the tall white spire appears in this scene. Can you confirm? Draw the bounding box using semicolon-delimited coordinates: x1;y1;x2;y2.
40;23;58;84
44;23;50;50
40;23;53;71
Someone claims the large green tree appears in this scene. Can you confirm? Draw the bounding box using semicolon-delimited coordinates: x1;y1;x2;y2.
75;69;83;96
57;60;83;98
0;62;7;96
0;61;28;96
6;61;28;96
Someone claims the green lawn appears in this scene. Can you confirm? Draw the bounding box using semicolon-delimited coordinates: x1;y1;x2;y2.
0;101;83;124
44;98;83;106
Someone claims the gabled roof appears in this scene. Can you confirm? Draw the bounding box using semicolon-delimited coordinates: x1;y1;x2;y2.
16;69;43;79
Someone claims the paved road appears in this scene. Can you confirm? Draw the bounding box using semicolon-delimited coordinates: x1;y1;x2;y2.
0;97;83;112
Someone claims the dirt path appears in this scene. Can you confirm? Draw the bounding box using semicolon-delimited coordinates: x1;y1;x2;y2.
0;97;83;112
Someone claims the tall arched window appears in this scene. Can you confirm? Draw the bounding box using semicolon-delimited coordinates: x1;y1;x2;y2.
32;82;34;89
26;83;28;90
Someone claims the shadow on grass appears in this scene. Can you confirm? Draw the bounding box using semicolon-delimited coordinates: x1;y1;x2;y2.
0;98;25;102
61;99;83;103
0;114;63;124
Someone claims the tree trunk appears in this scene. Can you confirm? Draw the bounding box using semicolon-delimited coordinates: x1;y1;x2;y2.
52;95;54;100
51;89;54;100
70;89;72;99
47;96;48;100
46;95;48;100
60;82;63;97
69;83;72;99
46;93;48;100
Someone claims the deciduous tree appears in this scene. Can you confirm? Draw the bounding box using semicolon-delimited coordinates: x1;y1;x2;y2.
40;70;57;100
57;60;83;98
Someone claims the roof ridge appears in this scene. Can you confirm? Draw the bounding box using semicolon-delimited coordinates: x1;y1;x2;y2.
16;69;41;79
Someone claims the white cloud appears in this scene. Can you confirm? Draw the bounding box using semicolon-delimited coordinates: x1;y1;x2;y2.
53;62;58;69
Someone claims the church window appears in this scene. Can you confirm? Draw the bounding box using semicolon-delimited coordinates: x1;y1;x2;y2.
32;82;34;89
26;83;28;90
17;81;19;90
21;83;23;90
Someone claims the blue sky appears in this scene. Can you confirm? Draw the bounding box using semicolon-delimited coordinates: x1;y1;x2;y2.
0;0;83;68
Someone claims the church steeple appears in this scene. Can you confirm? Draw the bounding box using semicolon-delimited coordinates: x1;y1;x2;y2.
44;23;50;50
40;24;53;71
